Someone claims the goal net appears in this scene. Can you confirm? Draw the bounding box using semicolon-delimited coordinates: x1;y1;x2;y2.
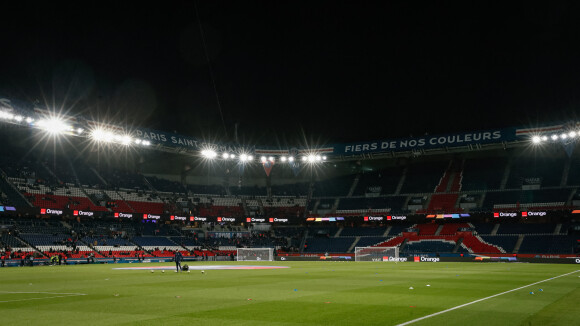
236;248;274;261
354;246;399;262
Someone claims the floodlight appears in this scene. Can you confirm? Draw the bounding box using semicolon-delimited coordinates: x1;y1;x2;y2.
120;135;132;145
288;156;294;162
569;131;577;138
90;129;105;141
37;118;72;135
239;154;253;162
560;133;567;139
14;115;23;122
103;131;114;142
307;155;316;163
541;136;548;141
0;112;14;120
76;128;84;135
316;155;322;161
268;156;275;162
142;140;151;146
90;129;115;142
25;117;34;124
260;156;267;163
230;154;235;159
551;134;558;140
322;156;327;160
302;156;307;162
135;139;142;144
280;156;287;162
531;136;541;144
201;149;217;159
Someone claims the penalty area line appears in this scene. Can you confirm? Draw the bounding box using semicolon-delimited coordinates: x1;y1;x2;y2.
0;291;87;303
396;269;579;326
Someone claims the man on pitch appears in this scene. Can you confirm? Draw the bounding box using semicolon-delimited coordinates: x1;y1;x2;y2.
174;250;183;272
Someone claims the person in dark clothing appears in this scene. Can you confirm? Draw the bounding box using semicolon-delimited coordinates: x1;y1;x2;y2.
174;250;183;272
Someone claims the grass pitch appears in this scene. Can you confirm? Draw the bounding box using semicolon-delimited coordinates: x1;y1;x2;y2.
0;261;578;325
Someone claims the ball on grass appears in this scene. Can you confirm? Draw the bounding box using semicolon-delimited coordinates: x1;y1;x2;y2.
150;270;154;273
201;270;205;274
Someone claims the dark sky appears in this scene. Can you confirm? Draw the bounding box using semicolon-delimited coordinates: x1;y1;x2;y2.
2;1;580;147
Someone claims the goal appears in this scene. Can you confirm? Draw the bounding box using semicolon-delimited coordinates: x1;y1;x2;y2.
236;248;274;261
354;246;399;262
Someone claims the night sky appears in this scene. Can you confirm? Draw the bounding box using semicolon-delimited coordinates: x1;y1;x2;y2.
2;1;580;148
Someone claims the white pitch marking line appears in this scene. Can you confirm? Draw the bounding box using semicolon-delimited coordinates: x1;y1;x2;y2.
0;291;87;303
396;270;579;326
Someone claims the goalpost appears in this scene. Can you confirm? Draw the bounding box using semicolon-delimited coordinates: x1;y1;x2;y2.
354;246;399;262
236;248;274;261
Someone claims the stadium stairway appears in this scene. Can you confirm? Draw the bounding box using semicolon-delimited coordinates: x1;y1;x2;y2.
512;235;524;253
452;238;464;253
347;175;360;197
348;237;360;252
13;235;47;258
416;159;463;214
398;238;408;252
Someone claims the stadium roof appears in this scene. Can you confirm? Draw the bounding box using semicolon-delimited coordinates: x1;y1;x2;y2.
2;97;579;164
1;2;580;146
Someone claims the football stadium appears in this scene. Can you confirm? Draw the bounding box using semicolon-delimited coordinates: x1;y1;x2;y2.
0;96;579;325
2;2;580;326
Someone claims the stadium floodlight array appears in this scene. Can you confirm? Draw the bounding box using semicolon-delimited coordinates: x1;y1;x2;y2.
0;108;152;147
200;152;327;164
260;156;275;163
0;110;82;136
354;246;399;262
201;147;327;164
239;153;253;161
531;131;579;144
236;248;274;261
2;106;329;161
90;128;150;146
0;110;32;124
301;154;326;163
201;149;254;162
